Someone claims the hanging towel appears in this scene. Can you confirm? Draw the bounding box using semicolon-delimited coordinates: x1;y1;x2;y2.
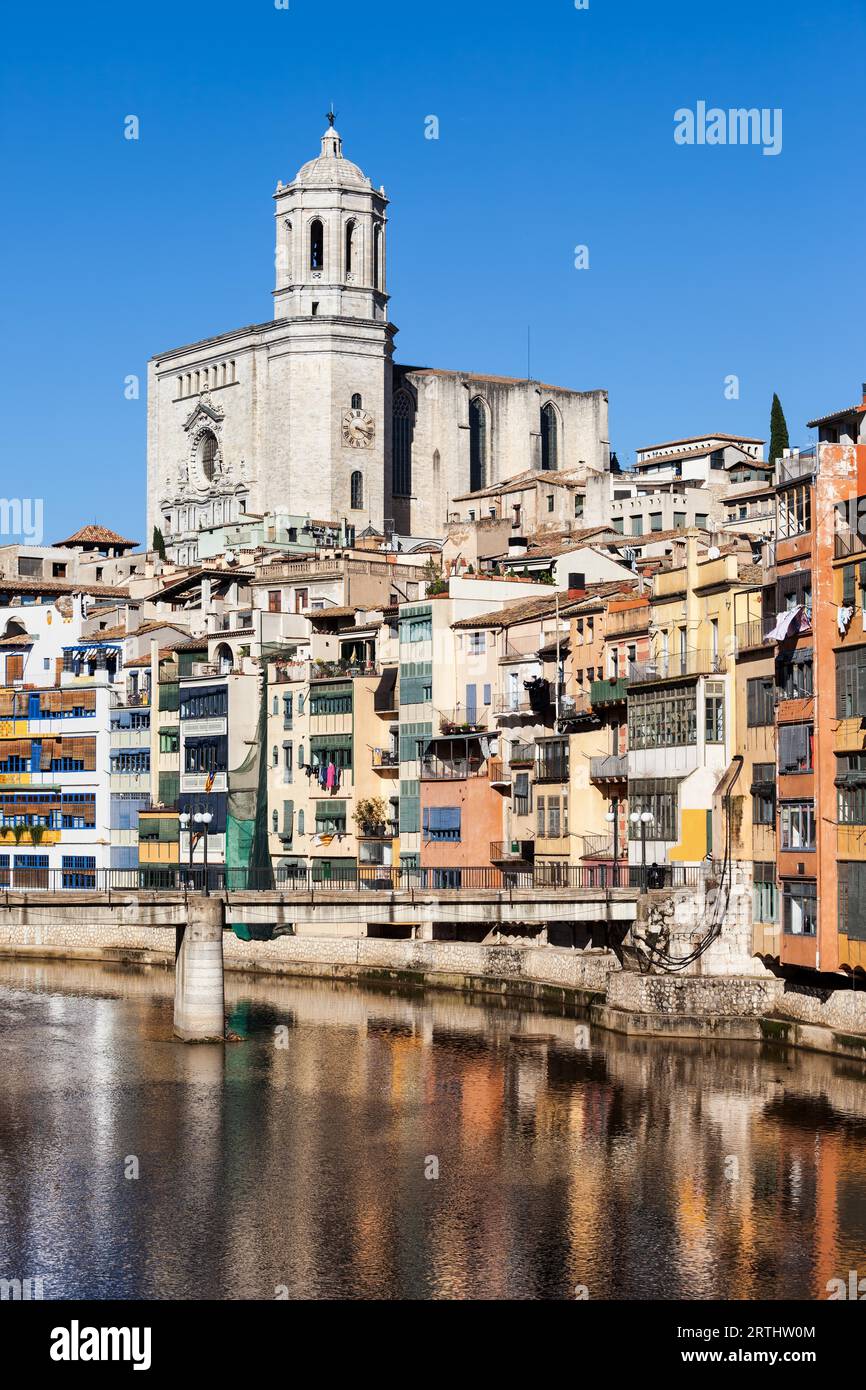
326;762;336;790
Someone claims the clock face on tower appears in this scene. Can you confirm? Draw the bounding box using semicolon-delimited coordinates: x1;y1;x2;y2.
342;407;375;449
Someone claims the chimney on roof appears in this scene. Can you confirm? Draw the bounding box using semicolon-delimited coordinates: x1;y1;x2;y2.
567;572;585;598
507;535;528;559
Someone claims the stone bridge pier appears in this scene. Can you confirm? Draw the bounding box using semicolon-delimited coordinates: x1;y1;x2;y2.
174;895;226;1042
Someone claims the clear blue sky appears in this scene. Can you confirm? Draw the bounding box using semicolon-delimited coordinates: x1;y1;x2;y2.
2;0;864;544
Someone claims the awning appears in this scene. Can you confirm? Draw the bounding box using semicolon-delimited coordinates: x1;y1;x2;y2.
374;666;398;711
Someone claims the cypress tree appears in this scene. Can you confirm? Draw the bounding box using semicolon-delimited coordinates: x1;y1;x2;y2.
152;525;167;561
769;393;789;467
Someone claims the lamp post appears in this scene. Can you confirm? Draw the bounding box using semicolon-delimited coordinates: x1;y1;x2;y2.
179;810;192;887
194;809;213;895
630;809;655;889
605;798;620;886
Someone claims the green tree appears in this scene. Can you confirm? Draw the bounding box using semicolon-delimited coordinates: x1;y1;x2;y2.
769;393;789;468
152;526;167;561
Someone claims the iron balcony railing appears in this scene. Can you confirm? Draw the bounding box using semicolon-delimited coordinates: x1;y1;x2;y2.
420;754;484;780
628;650;726;683
310;659;379;680
490;840;534;862
735;619;767;654
508;743;535;766
371;748;399;769
534;756;569;783
487;759;511;785
0;863;709;893
493;695;534;715
589;754;628;781
437;709;489;733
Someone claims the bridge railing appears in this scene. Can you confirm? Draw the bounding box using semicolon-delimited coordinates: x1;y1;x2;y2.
0;863;709;894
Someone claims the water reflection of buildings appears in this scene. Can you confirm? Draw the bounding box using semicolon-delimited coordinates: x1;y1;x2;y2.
1;958;866;1299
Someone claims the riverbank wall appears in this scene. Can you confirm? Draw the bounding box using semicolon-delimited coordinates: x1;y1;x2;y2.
2;918;866;1061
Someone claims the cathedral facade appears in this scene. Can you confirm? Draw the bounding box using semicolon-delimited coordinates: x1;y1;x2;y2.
147;120;610;552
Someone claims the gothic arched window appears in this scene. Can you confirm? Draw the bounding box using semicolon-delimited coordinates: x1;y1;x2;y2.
200;431;218;482
392;390;414;497
310;219;324;270
469;396;489;492
345;220;355;276
351;393;362;410
350;471;364;510
541;402;558;471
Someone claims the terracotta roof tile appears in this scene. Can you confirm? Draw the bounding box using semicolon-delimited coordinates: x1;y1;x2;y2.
54;524;138;548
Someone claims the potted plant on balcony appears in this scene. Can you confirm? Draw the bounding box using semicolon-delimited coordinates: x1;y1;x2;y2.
352;796;390;838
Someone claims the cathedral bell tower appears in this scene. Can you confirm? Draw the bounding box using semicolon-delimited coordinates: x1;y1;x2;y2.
270;114;394;532
273;113;390;324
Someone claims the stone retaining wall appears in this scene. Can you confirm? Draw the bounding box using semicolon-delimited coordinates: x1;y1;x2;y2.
606;971;783;1018
4;917;866;1053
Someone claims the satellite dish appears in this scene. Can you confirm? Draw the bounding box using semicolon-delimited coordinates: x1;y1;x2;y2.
707;546;721;560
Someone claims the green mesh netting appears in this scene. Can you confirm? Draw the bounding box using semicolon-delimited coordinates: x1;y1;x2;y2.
226;669;273;886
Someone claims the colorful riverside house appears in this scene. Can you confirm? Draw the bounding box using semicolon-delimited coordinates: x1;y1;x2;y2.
263;605;395;883
587;591;652;874
400;575;553;887
0;592;115;887
177;637;259;879
626;533;762;875
729;565;779;961
764;384;866;973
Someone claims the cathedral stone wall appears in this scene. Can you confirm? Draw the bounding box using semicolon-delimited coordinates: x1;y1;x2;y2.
394;368;609;537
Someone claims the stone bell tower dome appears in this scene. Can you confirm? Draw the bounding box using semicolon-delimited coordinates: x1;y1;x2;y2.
273;113;389;323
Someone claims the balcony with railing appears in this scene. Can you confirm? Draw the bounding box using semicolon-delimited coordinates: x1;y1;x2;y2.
490;839;534;864
420;752;485;780
590;676;629;707
534;743;569;783
508;742;535;766
494;694;535;717
371;747;399;772
356;820;399;840
311;659;380;681
558;693;593;723
487;758;511;789
589;753;628;782
628;650;725;684
271;660;308;685
438;708;489;734
498;631;545;661
735;619;767;655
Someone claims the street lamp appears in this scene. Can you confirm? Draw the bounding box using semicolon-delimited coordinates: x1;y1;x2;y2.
630;808;655;889
605;797;620;886
194;809;213;895
179;810;192;887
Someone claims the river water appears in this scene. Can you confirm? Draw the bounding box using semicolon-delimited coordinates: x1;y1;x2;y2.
1;957;865;1300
